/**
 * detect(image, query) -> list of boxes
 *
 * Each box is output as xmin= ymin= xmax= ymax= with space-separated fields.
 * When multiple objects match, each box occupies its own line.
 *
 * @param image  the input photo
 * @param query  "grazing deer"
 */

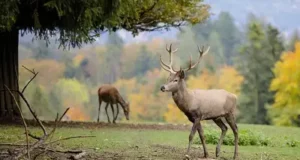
xmin=159 ymin=44 xmax=239 ymax=160
xmin=97 ymin=84 xmax=130 ymax=123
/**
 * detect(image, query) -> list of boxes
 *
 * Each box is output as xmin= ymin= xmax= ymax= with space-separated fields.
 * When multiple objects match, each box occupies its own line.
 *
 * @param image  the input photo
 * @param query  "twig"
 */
xmin=22 ymin=65 xmax=35 ymax=75
xmin=59 ymin=108 xmax=70 ymax=121
xmin=33 ymin=150 xmax=47 ymax=160
xmin=18 ymin=91 xmax=47 ymax=136
xmin=21 ymin=72 xmax=38 ymax=94
xmin=4 ymin=85 xmax=30 ymax=159
xmin=45 ymin=136 xmax=96 ymax=146
xmin=28 ymin=133 xmax=41 ymax=140
xmin=21 ymin=65 xmax=39 ymax=94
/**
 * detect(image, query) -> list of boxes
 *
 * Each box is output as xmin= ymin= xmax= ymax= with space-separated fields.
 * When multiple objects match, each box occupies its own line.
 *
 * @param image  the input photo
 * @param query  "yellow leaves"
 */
xmin=187 ymin=66 xmax=244 ymax=95
xmin=53 ymin=78 xmax=90 ymax=107
xmin=218 ymin=66 xmax=244 ymax=95
xmin=113 ymin=78 xmax=139 ymax=94
xmin=187 ymin=69 xmax=217 ymax=89
xmin=164 ymin=103 xmax=189 ymax=124
xmin=127 ymin=93 xmax=147 ymax=120
xmin=269 ymin=41 xmax=300 ymax=126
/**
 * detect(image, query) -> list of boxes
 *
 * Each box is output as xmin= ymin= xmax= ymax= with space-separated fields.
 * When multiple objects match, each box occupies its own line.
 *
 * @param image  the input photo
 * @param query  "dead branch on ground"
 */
xmin=0 ymin=66 xmax=94 ymax=160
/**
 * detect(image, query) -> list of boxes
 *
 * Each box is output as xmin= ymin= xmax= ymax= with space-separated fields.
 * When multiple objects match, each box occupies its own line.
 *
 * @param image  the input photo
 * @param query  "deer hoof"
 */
xmin=203 ymin=152 xmax=209 ymax=159
xmin=184 ymin=154 xmax=190 ymax=160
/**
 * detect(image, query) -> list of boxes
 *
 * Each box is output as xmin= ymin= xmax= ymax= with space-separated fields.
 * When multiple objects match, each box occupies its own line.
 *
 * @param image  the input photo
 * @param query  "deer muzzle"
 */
xmin=160 ymin=86 xmax=166 ymax=92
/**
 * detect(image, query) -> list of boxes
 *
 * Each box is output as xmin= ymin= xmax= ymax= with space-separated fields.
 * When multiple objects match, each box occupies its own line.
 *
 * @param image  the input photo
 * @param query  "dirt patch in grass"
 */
xmin=93 ymin=144 xmax=216 ymax=160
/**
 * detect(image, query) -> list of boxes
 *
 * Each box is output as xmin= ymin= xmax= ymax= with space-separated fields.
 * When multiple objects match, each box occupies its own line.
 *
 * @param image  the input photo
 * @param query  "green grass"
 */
xmin=0 ymin=123 xmax=300 ymax=160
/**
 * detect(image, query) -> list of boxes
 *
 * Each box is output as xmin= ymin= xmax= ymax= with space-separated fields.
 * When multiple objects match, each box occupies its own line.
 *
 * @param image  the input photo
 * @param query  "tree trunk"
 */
xmin=0 ymin=29 xmax=20 ymax=121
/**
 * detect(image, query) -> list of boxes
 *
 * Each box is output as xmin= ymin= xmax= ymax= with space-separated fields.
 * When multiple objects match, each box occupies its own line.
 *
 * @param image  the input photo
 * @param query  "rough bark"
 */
xmin=0 ymin=29 xmax=20 ymax=121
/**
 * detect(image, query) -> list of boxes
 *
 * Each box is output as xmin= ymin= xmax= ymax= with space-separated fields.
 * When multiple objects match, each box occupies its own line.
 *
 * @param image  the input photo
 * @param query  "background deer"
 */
xmin=97 ymin=84 xmax=130 ymax=123
xmin=159 ymin=44 xmax=239 ymax=159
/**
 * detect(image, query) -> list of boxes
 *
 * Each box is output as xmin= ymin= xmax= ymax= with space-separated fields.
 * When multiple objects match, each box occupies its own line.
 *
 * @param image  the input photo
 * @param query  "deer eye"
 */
xmin=174 ymin=79 xmax=178 ymax=82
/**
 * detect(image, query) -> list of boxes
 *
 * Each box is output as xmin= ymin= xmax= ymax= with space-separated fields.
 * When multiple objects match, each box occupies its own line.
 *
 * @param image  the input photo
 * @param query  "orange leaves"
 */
xmin=269 ymin=41 xmax=300 ymax=126
xmin=66 ymin=107 xmax=90 ymax=121
xmin=19 ymin=59 xmax=65 ymax=88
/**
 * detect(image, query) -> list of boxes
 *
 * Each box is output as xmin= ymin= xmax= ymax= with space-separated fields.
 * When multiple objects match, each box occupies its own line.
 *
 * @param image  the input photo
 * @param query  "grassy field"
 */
xmin=0 ymin=122 xmax=300 ymax=160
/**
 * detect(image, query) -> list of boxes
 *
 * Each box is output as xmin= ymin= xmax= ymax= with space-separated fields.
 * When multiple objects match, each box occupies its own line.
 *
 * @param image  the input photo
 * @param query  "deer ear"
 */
xmin=179 ymin=70 xmax=185 ymax=79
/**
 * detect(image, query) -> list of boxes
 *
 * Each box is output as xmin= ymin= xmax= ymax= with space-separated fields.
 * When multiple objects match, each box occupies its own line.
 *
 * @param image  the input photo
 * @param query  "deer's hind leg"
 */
xmin=213 ymin=118 xmax=228 ymax=158
xmin=110 ymin=103 xmax=116 ymax=124
xmin=97 ymin=100 xmax=102 ymax=122
xmin=113 ymin=104 xmax=119 ymax=123
xmin=225 ymin=114 xmax=239 ymax=160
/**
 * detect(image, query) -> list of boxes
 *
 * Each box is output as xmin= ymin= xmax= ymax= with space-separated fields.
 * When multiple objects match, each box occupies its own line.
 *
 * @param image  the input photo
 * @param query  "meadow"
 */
xmin=0 ymin=121 xmax=299 ymax=160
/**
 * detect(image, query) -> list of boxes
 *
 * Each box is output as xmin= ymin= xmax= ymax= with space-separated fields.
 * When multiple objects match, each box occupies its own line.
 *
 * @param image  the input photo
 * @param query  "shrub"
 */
xmin=193 ymin=128 xmax=271 ymax=146
xmin=286 ymin=139 xmax=299 ymax=147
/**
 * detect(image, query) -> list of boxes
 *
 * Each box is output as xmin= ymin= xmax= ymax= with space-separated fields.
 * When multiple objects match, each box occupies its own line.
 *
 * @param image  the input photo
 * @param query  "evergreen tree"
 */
xmin=237 ymin=19 xmax=284 ymax=124
xmin=102 ymin=32 xmax=124 ymax=83
xmin=287 ymin=30 xmax=300 ymax=51
xmin=135 ymin=45 xmax=154 ymax=76
xmin=214 ymin=12 xmax=241 ymax=65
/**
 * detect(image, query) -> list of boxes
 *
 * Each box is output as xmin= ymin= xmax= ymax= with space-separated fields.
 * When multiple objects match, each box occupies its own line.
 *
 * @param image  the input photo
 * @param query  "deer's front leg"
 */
xmin=197 ymin=121 xmax=208 ymax=158
xmin=185 ymin=120 xmax=199 ymax=159
xmin=105 ymin=103 xmax=111 ymax=123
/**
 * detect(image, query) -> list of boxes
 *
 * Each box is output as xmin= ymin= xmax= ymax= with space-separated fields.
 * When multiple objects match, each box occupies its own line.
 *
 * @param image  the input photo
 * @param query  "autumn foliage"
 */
xmin=269 ymin=42 xmax=300 ymax=126
xmin=66 ymin=107 xmax=90 ymax=121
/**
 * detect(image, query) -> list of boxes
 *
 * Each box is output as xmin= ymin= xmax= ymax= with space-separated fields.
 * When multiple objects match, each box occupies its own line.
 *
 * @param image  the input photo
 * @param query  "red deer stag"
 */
xmin=97 ymin=84 xmax=130 ymax=123
xmin=159 ymin=44 xmax=239 ymax=160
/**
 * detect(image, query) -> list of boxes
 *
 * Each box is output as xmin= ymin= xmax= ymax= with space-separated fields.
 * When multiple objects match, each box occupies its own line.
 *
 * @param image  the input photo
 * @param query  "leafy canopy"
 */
xmin=0 ymin=0 xmax=210 ymax=48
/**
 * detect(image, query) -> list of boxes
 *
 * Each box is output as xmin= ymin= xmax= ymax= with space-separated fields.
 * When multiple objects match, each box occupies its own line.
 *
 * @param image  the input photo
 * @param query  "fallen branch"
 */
xmin=39 ymin=147 xmax=83 ymax=154
xmin=3 ymin=66 xmax=95 ymax=159
xmin=0 ymin=143 xmax=29 ymax=147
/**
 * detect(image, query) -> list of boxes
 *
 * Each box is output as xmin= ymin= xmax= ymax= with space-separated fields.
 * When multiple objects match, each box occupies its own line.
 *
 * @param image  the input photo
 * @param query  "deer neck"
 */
xmin=117 ymin=94 xmax=126 ymax=108
xmin=171 ymin=81 xmax=192 ymax=113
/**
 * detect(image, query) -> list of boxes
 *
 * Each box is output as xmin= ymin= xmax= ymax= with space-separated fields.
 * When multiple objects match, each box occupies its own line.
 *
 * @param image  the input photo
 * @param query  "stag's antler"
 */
xmin=182 ymin=45 xmax=210 ymax=72
xmin=160 ymin=43 xmax=178 ymax=73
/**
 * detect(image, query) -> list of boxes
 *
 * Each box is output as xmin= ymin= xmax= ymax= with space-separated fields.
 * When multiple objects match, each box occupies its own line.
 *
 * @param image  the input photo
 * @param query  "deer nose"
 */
xmin=160 ymin=86 xmax=165 ymax=92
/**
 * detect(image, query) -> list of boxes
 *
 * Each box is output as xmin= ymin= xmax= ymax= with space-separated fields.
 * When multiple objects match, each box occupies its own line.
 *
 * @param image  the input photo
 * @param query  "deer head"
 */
xmin=160 ymin=44 xmax=210 ymax=93
xmin=123 ymin=101 xmax=130 ymax=120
